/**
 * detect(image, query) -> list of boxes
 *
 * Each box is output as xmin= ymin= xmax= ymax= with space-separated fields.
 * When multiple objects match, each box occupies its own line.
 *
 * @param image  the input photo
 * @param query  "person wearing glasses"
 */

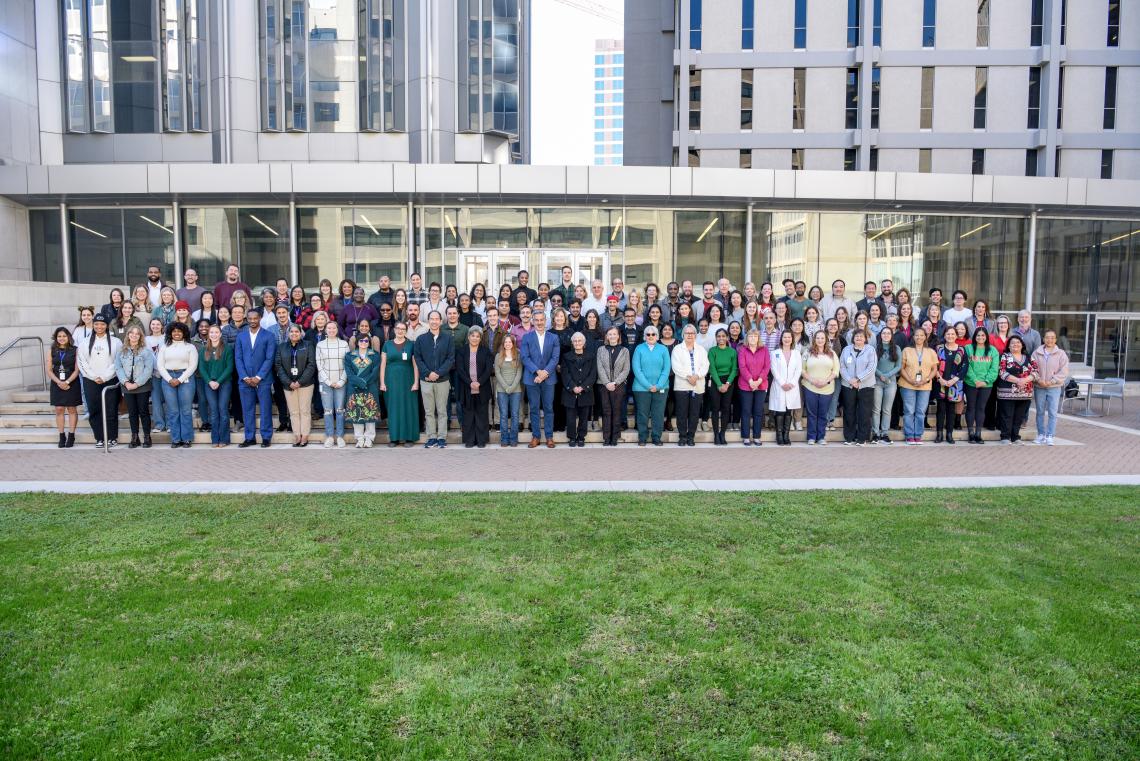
xmin=561 ymin=332 xmax=598 ymax=447
xmin=596 ymin=326 xmax=631 ymax=447
xmin=344 ymin=334 xmax=381 ymax=448
xmin=632 ymin=325 xmax=670 ymax=447
xmin=274 ymin=324 xmax=317 ymax=447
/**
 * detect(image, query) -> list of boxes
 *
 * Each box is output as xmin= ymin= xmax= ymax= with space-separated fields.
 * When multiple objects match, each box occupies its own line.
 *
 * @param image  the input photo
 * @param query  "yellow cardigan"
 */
xmin=898 ymin=346 xmax=937 ymax=391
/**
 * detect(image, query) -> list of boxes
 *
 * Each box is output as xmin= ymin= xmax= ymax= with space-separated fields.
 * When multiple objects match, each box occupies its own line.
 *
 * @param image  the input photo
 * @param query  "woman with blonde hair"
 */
xmin=114 ymin=324 xmax=155 ymax=449
xmin=151 ymin=286 xmax=178 ymax=326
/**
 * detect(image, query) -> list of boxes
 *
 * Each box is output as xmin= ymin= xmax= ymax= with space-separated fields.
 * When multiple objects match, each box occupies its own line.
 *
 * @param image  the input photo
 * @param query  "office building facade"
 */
xmin=0 ymin=0 xmax=1138 ymax=396
xmin=624 ymin=0 xmax=1138 ymax=179
xmin=594 ymin=39 xmax=624 ymax=165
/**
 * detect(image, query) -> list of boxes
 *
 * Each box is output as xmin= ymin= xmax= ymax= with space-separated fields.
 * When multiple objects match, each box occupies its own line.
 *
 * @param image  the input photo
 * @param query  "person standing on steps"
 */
xmin=77 ymin=312 xmax=122 ymax=448
xmin=47 ymin=326 xmax=82 ymax=448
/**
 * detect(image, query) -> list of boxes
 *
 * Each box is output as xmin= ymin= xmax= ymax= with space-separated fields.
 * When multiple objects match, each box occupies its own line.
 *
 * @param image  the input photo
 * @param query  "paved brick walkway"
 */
xmin=0 ymin=416 xmax=1136 ymax=489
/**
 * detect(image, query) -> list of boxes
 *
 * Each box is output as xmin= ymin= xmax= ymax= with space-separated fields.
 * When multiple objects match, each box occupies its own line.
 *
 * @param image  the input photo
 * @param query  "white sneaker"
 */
xmin=364 ymin=437 xmax=374 ymax=448
xmin=323 ymin=438 xmax=334 ymax=449
xmin=1046 ymin=436 xmax=1055 ymax=446
xmin=1034 ymin=435 xmax=1046 ymax=445
xmin=355 ymin=438 xmax=363 ymax=448
xmin=337 ymin=437 xmax=346 ymax=448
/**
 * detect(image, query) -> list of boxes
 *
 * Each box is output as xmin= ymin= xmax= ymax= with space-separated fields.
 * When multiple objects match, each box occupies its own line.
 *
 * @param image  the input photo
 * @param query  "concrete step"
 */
xmin=10 ymin=391 xmax=50 ymax=404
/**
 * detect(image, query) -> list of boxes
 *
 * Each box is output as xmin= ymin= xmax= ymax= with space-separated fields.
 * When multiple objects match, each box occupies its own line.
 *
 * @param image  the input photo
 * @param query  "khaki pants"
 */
xmin=285 ymin=385 xmax=314 ymax=438
xmin=421 ymin=380 xmax=450 ymax=438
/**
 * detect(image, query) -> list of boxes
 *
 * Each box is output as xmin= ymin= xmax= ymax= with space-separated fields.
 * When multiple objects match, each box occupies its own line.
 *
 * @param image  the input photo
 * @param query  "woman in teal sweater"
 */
xmin=344 ymin=335 xmax=382 ymax=447
xmin=632 ymin=326 xmax=671 ymax=446
xmin=964 ymin=326 xmax=1000 ymax=444
xmin=872 ymin=327 xmax=902 ymax=443
xmin=706 ymin=328 xmax=738 ymax=446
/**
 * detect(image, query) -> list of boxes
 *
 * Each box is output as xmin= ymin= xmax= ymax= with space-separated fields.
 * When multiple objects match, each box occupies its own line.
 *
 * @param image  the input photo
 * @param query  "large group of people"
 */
xmin=47 ymin=266 xmax=1071 ymax=450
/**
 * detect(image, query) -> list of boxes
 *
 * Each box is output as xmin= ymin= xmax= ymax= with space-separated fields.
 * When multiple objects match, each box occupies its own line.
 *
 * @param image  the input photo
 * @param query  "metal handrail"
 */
xmin=0 ymin=336 xmax=48 ymax=391
xmin=101 ymin=381 xmax=120 ymax=453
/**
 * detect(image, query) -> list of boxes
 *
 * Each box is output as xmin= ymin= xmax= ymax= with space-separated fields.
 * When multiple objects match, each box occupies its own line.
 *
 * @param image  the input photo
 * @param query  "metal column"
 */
xmin=288 ymin=200 xmax=298 ymax=286
xmin=407 ymin=201 xmax=416 ymax=278
xmin=59 ymin=202 xmax=72 ymax=284
xmin=1025 ymin=211 xmax=1038 ymax=311
xmin=172 ymin=201 xmax=184 ymax=287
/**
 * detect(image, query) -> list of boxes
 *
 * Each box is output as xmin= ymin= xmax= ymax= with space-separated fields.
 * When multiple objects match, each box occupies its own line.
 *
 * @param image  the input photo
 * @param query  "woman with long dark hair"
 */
xmin=47 ymin=326 xmax=82 ymax=447
xmin=871 ymin=326 xmax=901 ymax=443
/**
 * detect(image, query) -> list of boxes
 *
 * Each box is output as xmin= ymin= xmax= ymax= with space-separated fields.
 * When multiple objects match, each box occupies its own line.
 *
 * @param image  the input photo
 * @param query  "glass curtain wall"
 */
xmin=67 ymin=208 xmax=176 ymax=285
xmin=182 ymin=208 xmax=290 ymax=291
xmin=1035 ymin=219 xmax=1138 ymax=312
xmin=30 ymin=210 xmax=65 ymax=283
xmin=457 ymin=0 xmax=524 ymax=161
xmin=63 ymin=0 xmax=207 ymax=133
xmin=262 ymin=0 xmax=404 ymax=132
xmin=297 ymin=206 xmax=407 ymax=287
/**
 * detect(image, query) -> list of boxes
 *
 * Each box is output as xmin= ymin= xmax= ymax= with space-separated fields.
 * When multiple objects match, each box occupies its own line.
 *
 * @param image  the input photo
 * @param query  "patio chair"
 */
xmin=1090 ymin=377 xmax=1125 ymax=415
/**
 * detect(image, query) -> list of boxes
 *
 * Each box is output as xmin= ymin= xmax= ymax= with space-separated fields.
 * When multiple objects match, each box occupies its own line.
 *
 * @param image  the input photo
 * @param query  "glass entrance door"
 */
xmin=541 ymin=251 xmax=611 ymax=296
xmin=457 ymin=250 xmax=524 ymax=294
xmin=1091 ymin=314 xmax=1140 ymax=381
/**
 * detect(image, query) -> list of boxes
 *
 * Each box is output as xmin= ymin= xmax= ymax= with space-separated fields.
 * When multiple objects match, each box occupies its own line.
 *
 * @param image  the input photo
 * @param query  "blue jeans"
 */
xmin=195 ymin=376 xmax=210 ymax=428
xmin=634 ymin=389 xmax=666 ymax=443
xmin=497 ymin=391 xmax=521 ymax=444
xmin=900 ymin=387 xmax=931 ymax=440
xmin=1034 ymin=385 xmax=1062 ymax=437
xmin=873 ymin=380 xmax=897 ymax=436
xmin=150 ymin=379 xmax=166 ymax=430
xmin=320 ymin=383 xmax=347 ymax=438
xmin=827 ymin=382 xmax=841 ymax=422
xmin=162 ymin=371 xmax=196 ymax=443
xmin=203 ymin=380 xmax=232 ymax=445
xmin=526 ymin=381 xmax=556 ymax=440
xmin=804 ymin=388 xmax=830 ymax=442
xmin=738 ymin=388 xmax=767 ymax=439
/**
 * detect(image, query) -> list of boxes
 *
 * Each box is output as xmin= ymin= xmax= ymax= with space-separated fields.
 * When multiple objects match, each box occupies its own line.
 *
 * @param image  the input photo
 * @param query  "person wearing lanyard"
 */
xmin=275 ymin=324 xmax=317 ymax=447
xmin=839 ymin=329 xmax=877 ymax=445
xmin=47 ymin=326 xmax=82 ymax=448
xmin=670 ymin=324 xmax=709 ymax=447
xmin=380 ymin=321 xmax=421 ymax=447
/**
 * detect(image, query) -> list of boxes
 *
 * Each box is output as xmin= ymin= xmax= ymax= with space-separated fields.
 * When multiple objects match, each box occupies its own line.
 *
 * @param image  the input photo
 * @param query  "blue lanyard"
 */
xmin=290 ymin=345 xmax=300 ymax=367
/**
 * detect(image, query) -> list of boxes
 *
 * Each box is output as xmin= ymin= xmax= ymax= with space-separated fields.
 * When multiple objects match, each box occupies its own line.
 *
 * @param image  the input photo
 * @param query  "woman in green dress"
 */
xmin=380 ymin=320 xmax=421 ymax=447
xmin=344 ymin=334 xmax=381 ymax=448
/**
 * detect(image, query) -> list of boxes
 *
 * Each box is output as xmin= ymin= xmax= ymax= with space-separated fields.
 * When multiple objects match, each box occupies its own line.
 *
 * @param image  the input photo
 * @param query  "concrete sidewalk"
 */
xmin=0 ymin=416 xmax=1136 ymax=493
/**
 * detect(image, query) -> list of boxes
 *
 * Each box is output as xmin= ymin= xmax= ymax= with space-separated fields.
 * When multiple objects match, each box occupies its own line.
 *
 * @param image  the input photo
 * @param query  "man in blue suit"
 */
xmin=519 ymin=309 xmax=560 ymax=448
xmin=234 ymin=308 xmax=276 ymax=447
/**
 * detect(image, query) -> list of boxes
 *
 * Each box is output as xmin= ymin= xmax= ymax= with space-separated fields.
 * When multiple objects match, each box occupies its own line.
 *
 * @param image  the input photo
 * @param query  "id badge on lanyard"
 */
xmin=291 ymin=347 xmax=299 ymax=376
xmin=58 ymin=351 xmax=67 ymax=380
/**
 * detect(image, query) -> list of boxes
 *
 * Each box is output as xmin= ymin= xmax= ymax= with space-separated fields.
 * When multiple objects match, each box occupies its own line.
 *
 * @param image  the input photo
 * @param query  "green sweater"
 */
xmin=964 ymin=344 xmax=999 ymax=387
xmin=707 ymin=345 xmax=739 ymax=386
xmin=198 ymin=344 xmax=234 ymax=384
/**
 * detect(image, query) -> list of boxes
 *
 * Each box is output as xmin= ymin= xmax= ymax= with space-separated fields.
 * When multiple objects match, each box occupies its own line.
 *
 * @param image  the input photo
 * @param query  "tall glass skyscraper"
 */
xmin=593 ymin=39 xmax=623 ymax=166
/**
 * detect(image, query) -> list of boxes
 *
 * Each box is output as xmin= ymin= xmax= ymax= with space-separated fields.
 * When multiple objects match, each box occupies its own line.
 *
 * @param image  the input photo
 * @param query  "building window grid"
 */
xmin=1030 ymin=0 xmax=1044 ymax=46
xmin=1057 ymin=67 xmax=1065 ymax=129
xmin=1026 ymin=148 xmax=1039 ymax=177
xmin=688 ymin=67 xmax=701 ymax=130
xmin=844 ymin=148 xmax=857 ymax=171
xmin=1061 ymin=0 xmax=1068 ymax=44
xmin=740 ymin=69 xmax=753 ymax=129
xmin=1103 ymin=67 xmax=1117 ymax=130
xmin=740 ymin=149 xmax=752 ymax=169
xmin=847 ymin=0 xmax=859 ymax=48
xmin=976 ymin=0 xmax=989 ymax=47
xmin=792 ymin=67 xmax=806 ymax=130
xmin=845 ymin=68 xmax=859 ymax=129
xmin=1027 ymin=66 xmax=1042 ymax=129
xmin=791 ymin=148 xmax=804 ymax=170
xmin=869 ymin=147 xmax=878 ymax=171
xmin=1107 ymin=0 xmax=1120 ymax=47
xmin=920 ymin=67 xmax=934 ymax=130
xmin=922 ymin=0 xmax=936 ymax=48
xmin=972 ymin=148 xmax=985 ymax=175
xmin=690 ymin=0 xmax=702 ymax=50
xmin=794 ymin=0 xmax=807 ymax=50
xmin=974 ymin=67 xmax=987 ymax=130
xmin=741 ymin=0 xmax=754 ymax=49
xmin=871 ymin=66 xmax=880 ymax=129
xmin=919 ymin=149 xmax=932 ymax=173
xmin=1101 ymin=149 xmax=1114 ymax=179
xmin=872 ymin=0 xmax=882 ymax=46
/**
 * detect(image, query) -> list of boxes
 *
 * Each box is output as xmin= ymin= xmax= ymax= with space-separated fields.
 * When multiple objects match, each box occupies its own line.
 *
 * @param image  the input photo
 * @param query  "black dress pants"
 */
xmin=565 ymin=405 xmax=592 ymax=443
xmin=708 ymin=384 xmax=733 ymax=434
xmin=83 ymin=378 xmax=120 ymax=441
xmin=124 ymin=390 xmax=152 ymax=437
xmin=600 ymin=384 xmax=625 ymax=442
xmin=841 ymin=385 xmax=873 ymax=443
xmin=998 ymin=398 xmax=1030 ymax=442
xmin=674 ymin=390 xmax=701 ymax=441
xmin=461 ymin=392 xmax=489 ymax=446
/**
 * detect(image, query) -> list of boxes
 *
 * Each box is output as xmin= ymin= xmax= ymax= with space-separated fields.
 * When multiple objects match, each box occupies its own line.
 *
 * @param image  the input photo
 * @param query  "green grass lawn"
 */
xmin=1 ymin=488 xmax=1137 ymax=760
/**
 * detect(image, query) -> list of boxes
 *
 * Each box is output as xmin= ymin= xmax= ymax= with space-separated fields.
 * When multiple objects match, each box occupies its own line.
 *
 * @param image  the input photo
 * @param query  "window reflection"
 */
xmin=298 ymin=207 xmax=407 ymax=287
xmin=183 ymin=208 xmax=290 ymax=290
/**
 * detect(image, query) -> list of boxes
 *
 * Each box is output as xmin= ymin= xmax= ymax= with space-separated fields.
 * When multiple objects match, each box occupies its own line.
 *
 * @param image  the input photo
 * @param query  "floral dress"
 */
xmin=343 ymin=349 xmax=381 ymax=423
xmin=935 ymin=344 xmax=967 ymax=402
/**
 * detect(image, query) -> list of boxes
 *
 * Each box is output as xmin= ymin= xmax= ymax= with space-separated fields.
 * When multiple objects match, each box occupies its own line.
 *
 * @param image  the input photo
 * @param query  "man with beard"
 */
xmin=175 ymin=268 xmax=206 ymax=313
xmin=784 ymin=281 xmax=811 ymax=320
xmin=144 ymin=265 xmax=166 ymax=309
xmin=212 ymin=264 xmax=253 ymax=310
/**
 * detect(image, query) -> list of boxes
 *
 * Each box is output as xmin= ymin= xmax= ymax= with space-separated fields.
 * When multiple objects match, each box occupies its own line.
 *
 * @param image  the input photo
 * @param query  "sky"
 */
xmin=530 ymin=0 xmax=623 ymax=165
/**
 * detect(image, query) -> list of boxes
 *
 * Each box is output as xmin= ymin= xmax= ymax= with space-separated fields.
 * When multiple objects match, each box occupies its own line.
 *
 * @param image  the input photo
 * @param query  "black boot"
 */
xmin=946 ymin=429 xmax=955 ymax=444
xmin=129 ymin=436 xmax=141 ymax=449
xmin=781 ymin=414 xmax=793 ymax=445
xmin=58 ymin=432 xmax=67 ymax=448
xmin=65 ymin=432 xmax=75 ymax=448
xmin=142 ymin=434 xmax=152 ymax=448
